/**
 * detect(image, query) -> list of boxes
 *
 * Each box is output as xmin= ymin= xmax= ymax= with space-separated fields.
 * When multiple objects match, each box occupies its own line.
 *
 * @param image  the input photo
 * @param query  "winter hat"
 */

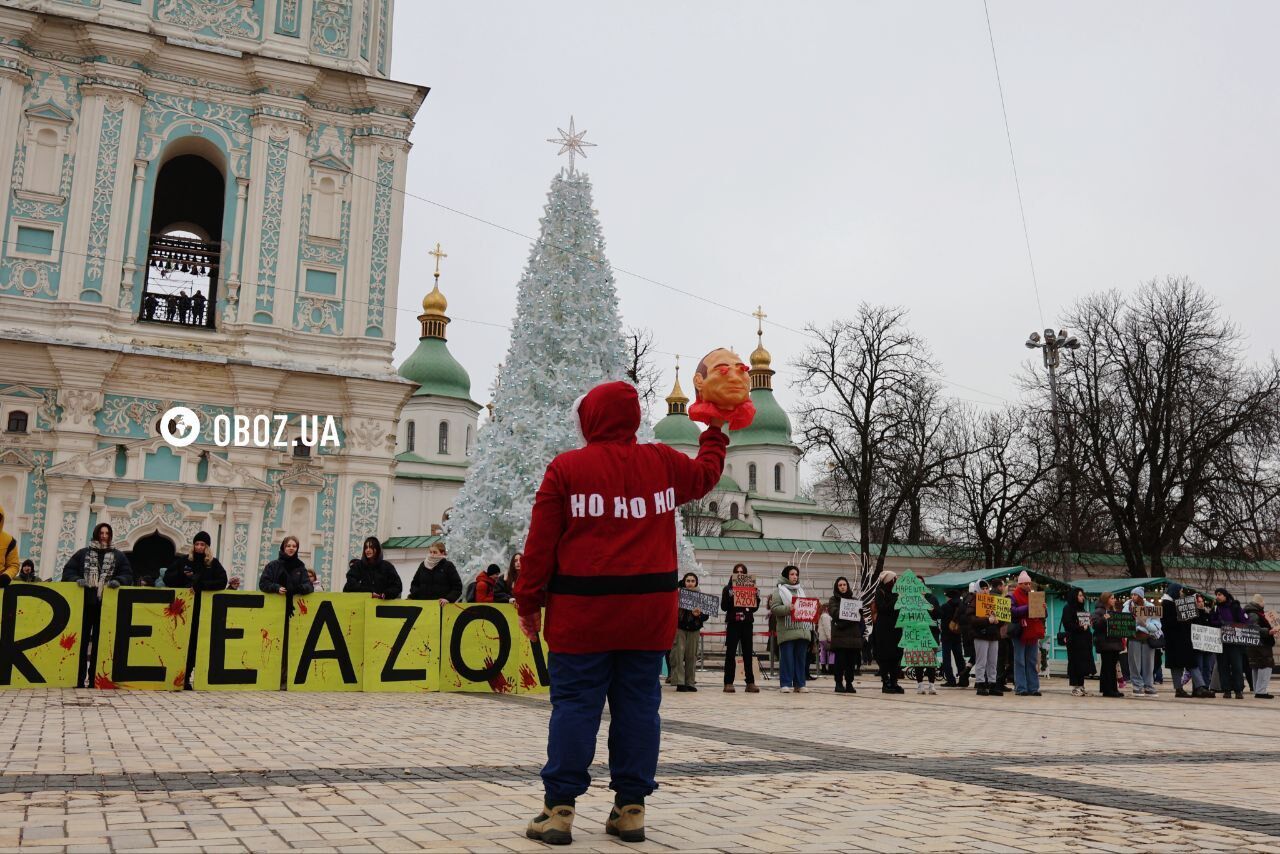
xmin=1252 ymin=594 xmax=1265 ymax=607
xmin=194 ymin=531 xmax=212 ymax=546
xmin=1166 ymin=582 xmax=1183 ymax=598
xmin=484 ymin=564 xmax=501 ymax=577
xmin=1215 ymin=587 xmax=1231 ymax=599
xmin=1017 ymin=570 xmax=1032 ymax=584
xmin=1131 ymin=586 xmax=1145 ymax=598
xmin=878 ymin=569 xmax=897 ymax=585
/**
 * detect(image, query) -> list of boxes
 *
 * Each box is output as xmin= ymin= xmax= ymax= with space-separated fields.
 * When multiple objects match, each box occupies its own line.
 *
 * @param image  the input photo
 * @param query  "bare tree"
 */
xmin=679 ymin=496 xmax=728 ymax=537
xmin=1049 ymin=277 xmax=1280 ymax=577
xmin=624 ymin=327 xmax=662 ymax=415
xmin=793 ymin=305 xmax=975 ymax=592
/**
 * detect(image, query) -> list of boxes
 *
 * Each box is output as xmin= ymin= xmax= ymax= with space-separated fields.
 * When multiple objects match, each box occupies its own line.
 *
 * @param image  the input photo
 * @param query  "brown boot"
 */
xmin=723 ymin=684 xmax=736 ymax=693
xmin=745 ymin=683 xmax=760 ymax=693
xmin=605 ymin=804 xmax=645 ymax=843
xmin=527 ymin=804 xmax=575 ymax=845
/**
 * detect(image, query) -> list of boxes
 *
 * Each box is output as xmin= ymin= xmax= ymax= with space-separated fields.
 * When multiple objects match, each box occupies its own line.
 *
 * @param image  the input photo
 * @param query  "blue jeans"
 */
xmin=542 ymin=650 xmax=665 ymax=803
xmin=1012 ymin=642 xmax=1039 ymax=693
xmin=778 ymin=639 xmax=808 ymax=689
xmin=1196 ymin=651 xmax=1216 ymax=688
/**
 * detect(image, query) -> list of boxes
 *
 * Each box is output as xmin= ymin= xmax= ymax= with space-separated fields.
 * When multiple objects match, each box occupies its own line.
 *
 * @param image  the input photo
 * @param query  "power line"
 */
xmin=982 ymin=0 xmax=1045 ymax=327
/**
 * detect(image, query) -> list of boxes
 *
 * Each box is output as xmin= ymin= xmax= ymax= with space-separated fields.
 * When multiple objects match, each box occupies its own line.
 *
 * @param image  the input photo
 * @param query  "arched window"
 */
xmin=405 ymin=420 xmax=415 ymax=452
xmin=465 ymin=425 xmax=473 ymax=457
xmin=438 ymin=421 xmax=449 ymax=455
xmin=747 ymin=463 xmax=757 ymax=492
xmin=4 ymin=411 xmax=29 ymax=433
xmin=730 ymin=503 xmax=739 ymax=520
xmin=774 ymin=463 xmax=784 ymax=493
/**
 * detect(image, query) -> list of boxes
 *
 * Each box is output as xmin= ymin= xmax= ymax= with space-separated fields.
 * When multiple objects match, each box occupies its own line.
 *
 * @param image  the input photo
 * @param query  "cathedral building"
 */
xmin=0 ymin=1 xmax=422 ymax=587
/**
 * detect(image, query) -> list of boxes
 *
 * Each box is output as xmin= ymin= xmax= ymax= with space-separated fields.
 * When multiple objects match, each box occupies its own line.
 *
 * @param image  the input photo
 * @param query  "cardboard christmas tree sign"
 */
xmin=893 ymin=571 xmax=938 ymax=667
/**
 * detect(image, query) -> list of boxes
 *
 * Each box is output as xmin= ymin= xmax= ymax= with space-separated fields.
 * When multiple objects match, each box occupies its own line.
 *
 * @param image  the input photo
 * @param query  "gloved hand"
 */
xmin=78 ymin=578 xmax=91 ymax=588
xmin=0 ymin=574 xmax=10 ymax=587
xmin=107 ymin=579 xmax=121 ymax=589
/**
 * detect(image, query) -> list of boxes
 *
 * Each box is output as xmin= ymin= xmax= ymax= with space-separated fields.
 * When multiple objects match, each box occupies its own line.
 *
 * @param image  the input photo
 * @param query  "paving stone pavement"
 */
xmin=1 ymin=673 xmax=1278 ymax=852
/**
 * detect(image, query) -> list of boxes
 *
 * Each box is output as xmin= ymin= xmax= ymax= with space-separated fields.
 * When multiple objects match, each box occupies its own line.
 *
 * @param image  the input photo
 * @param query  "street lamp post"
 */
xmin=1026 ymin=328 xmax=1082 ymax=557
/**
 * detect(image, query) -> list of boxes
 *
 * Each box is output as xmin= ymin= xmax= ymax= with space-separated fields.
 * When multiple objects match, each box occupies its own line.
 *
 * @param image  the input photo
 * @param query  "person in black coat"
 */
xmin=1061 ymin=587 xmax=1094 ymax=696
xmin=61 ymin=522 xmax=133 ymax=687
xmin=343 ymin=536 xmax=401 ymax=599
xmin=870 ymin=570 xmax=903 ymax=694
xmin=408 ymin=541 xmax=462 ymax=604
xmin=1160 ymin=582 xmax=1200 ymax=697
xmin=164 ymin=531 xmax=228 ymax=591
xmin=827 ymin=576 xmax=863 ymax=694
xmin=938 ymin=588 xmax=968 ymax=687
xmin=720 ymin=563 xmax=761 ymax=692
xmin=258 ymin=535 xmax=314 ymax=596
xmin=1091 ymin=591 xmax=1125 ymax=698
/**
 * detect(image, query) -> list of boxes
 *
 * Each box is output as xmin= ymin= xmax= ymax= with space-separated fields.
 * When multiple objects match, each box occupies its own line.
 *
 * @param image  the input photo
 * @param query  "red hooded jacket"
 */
xmin=515 ymin=381 xmax=728 ymax=654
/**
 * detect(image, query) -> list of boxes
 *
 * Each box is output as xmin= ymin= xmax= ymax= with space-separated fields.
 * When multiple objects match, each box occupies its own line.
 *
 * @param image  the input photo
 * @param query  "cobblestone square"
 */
xmin=3 ymin=674 xmax=1277 ymax=852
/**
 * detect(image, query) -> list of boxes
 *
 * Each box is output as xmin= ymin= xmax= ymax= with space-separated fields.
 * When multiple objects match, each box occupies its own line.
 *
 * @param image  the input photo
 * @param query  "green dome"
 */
xmin=654 ymin=411 xmax=701 ymax=446
xmin=397 ymin=337 xmax=474 ymax=402
xmin=729 ymin=388 xmax=793 ymax=446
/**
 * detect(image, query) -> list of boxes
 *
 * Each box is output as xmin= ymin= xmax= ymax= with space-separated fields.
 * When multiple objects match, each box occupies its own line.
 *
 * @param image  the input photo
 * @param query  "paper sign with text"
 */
xmin=678 ymin=588 xmax=721 ymax=616
xmin=731 ymin=586 xmax=758 ymax=609
xmin=1191 ymin=624 xmax=1222 ymax=653
xmin=838 ymin=599 xmax=864 ymax=622
xmin=1175 ymin=598 xmax=1199 ymax=622
xmin=1028 ymin=591 xmax=1046 ymax=619
xmin=791 ymin=597 xmax=821 ymax=623
xmin=976 ymin=594 xmax=1011 ymax=622
xmin=1221 ymin=625 xmax=1261 ymax=647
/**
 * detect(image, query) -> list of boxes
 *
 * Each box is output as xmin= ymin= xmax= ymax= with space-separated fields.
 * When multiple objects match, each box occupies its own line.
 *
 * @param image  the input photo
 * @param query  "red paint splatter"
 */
xmin=94 ymin=673 xmax=117 ymax=690
xmin=297 ymin=599 xmax=308 ymax=615
xmin=519 ymin=664 xmax=538 ymax=691
xmin=163 ymin=597 xmax=188 ymax=623
xmin=485 ymin=657 xmax=512 ymax=694
xmin=172 ymin=669 xmax=186 ymax=689
xmin=59 ymin=633 xmax=77 ymax=651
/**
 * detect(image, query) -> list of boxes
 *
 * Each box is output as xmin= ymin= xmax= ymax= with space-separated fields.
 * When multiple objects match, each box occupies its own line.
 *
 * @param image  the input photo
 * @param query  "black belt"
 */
xmin=548 ymin=570 xmax=678 ymax=597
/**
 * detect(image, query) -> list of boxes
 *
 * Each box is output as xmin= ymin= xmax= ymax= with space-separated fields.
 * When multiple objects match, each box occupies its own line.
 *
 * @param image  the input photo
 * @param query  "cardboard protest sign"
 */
xmin=440 ymin=603 xmax=548 ymax=694
xmin=1077 ymin=612 xmax=1092 ymax=630
xmin=362 ymin=599 xmax=441 ymax=692
xmin=1106 ymin=612 xmax=1135 ymax=639
xmin=838 ymin=598 xmax=863 ymax=622
xmin=678 ymin=588 xmax=721 ymax=616
xmin=903 ymin=649 xmax=937 ymax=667
xmin=731 ymin=585 xmax=758 ymax=608
xmin=93 ymin=586 xmax=195 ymax=690
xmin=1028 ymin=590 xmax=1046 ymax=619
xmin=1221 ymin=625 xmax=1262 ymax=646
xmin=1191 ymin=624 xmax=1222 ymax=653
xmin=1131 ymin=605 xmax=1157 ymax=623
xmin=1268 ymin=611 xmax=1280 ymax=639
xmin=0 ymin=582 xmax=84 ymax=689
xmin=791 ymin=597 xmax=821 ymax=623
xmin=1175 ymin=597 xmax=1199 ymax=622
xmin=976 ymin=593 xmax=1011 ymax=622
xmin=192 ymin=591 xmax=285 ymax=691
xmin=287 ymin=593 xmax=365 ymax=691
xmin=893 ymin=571 xmax=938 ymax=665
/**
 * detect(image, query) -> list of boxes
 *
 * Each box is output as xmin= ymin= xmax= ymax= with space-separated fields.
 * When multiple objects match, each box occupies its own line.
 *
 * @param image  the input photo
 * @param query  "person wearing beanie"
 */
xmin=962 ymin=579 xmax=1002 ymax=696
xmin=672 ymin=573 xmax=709 ymax=692
xmin=772 ymin=566 xmax=813 ymax=693
xmin=1009 ymin=572 xmax=1045 ymax=696
xmin=1122 ymin=587 xmax=1160 ymax=697
xmin=343 ymin=536 xmax=402 ymax=600
xmin=1209 ymin=588 xmax=1248 ymax=699
xmin=61 ymin=522 xmax=133 ymax=688
xmin=164 ymin=531 xmax=229 ymax=591
xmin=474 ymin=563 xmax=512 ymax=603
xmin=514 ymin=381 xmax=728 ymax=845
xmin=1243 ymin=594 xmax=1274 ymax=699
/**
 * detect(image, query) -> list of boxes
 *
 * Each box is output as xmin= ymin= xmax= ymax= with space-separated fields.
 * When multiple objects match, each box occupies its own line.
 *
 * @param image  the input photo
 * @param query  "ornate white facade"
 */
xmin=0 ymin=1 xmax=423 ymax=587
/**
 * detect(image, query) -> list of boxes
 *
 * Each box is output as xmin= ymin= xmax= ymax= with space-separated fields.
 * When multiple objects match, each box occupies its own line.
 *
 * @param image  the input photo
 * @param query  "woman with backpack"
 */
xmin=1060 ymin=587 xmax=1093 ymax=697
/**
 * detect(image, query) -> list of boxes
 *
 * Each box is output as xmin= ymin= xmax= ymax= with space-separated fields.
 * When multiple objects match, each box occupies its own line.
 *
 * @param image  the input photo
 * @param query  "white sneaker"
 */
xmin=779 ymin=687 xmax=793 ymax=694
xmin=926 ymin=683 xmax=937 ymax=695
xmin=796 ymin=686 xmax=810 ymax=693
xmin=915 ymin=682 xmax=925 ymax=694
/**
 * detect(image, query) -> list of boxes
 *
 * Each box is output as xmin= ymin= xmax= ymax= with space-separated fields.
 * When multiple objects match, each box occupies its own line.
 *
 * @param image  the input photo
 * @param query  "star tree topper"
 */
xmin=546 ymin=116 xmax=597 ymax=173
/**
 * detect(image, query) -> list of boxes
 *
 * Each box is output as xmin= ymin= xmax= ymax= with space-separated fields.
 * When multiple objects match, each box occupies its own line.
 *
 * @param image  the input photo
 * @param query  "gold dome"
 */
xmin=666 ymin=372 xmax=689 ymax=407
xmin=750 ymin=339 xmax=772 ymax=370
xmin=422 ymin=281 xmax=448 ymax=315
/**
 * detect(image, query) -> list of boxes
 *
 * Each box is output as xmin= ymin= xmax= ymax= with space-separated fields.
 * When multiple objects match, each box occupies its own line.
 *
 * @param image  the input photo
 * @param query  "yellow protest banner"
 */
xmin=287 ymin=593 xmax=365 ymax=691
xmin=94 ymin=586 xmax=195 ymax=690
xmin=0 ymin=582 xmax=85 ymax=689
xmin=192 ymin=591 xmax=286 ymax=691
xmin=362 ymin=598 xmax=441 ymax=692
xmin=440 ymin=603 xmax=549 ymax=694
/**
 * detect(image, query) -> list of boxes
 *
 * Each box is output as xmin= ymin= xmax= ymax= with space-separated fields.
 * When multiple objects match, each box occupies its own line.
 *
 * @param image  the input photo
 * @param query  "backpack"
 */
xmin=463 ymin=579 xmax=478 ymax=603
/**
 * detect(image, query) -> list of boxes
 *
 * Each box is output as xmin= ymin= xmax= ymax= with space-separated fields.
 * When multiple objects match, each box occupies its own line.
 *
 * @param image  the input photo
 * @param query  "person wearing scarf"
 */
xmin=258 ymin=535 xmax=314 ymax=597
xmin=1061 ymin=587 xmax=1093 ymax=696
xmin=343 ymin=536 xmax=402 ymax=599
xmin=771 ymin=566 xmax=811 ymax=693
xmin=871 ymin=569 xmax=904 ymax=694
xmin=61 ymin=522 xmax=133 ymax=687
xmin=408 ymin=541 xmax=462 ymax=604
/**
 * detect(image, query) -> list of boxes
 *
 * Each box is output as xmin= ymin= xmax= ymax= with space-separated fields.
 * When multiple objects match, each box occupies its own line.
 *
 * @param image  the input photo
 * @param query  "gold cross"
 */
xmin=429 ymin=242 xmax=448 ymax=277
xmin=752 ymin=305 xmax=767 ymax=335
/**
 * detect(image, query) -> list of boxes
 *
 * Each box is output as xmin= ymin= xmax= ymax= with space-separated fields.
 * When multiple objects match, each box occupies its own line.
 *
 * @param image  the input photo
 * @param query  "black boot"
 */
xmin=975 ymin=682 xmax=989 ymax=696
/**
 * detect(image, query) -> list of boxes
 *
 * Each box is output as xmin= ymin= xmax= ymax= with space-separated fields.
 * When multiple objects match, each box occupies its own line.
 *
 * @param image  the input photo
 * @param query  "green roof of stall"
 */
xmin=382 ymin=535 xmax=443 ymax=549
xmin=924 ymin=566 xmax=1072 ymax=593
xmin=1069 ymin=577 xmax=1181 ymax=596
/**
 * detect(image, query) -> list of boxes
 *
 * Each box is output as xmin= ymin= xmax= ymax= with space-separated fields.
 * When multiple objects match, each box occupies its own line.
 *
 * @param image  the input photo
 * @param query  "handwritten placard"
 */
xmin=976 ymin=594 xmax=1011 ymax=622
xmin=838 ymin=598 xmax=864 ymax=622
xmin=1175 ymin=597 xmax=1199 ymax=622
xmin=1077 ymin=612 xmax=1091 ymax=630
xmin=678 ymin=588 xmax=721 ymax=617
xmin=1221 ymin=625 xmax=1261 ymax=647
xmin=1106 ymin=612 xmax=1135 ymax=639
xmin=903 ymin=648 xmax=937 ymax=667
xmin=1191 ymin=624 xmax=1222 ymax=653
xmin=1028 ymin=590 xmax=1046 ymax=619
xmin=731 ymin=586 xmax=758 ymax=609
xmin=791 ymin=597 xmax=821 ymax=623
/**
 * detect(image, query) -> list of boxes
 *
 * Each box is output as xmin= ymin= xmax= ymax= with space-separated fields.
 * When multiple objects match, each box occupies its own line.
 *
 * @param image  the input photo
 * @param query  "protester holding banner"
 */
xmin=17 ymin=559 xmax=39 ymax=582
xmin=1210 ymin=588 xmax=1248 ymax=700
xmin=505 ymin=552 xmax=522 ymax=605
xmin=343 ymin=536 xmax=401 ymax=600
xmin=1009 ymin=571 xmax=1044 ymax=697
xmin=61 ymin=522 xmax=133 ymax=687
xmin=1089 ymin=592 xmax=1124 ymax=698
xmin=408 ymin=541 xmax=462 ymax=605
xmin=720 ymin=563 xmax=760 ymax=693
xmin=1160 ymin=583 xmax=1201 ymax=698
xmin=164 ymin=532 xmax=228 ymax=592
xmin=258 ymin=536 xmax=314 ymax=598
xmin=1060 ymin=587 xmax=1092 ymax=697
xmin=827 ymin=577 xmax=861 ymax=694
xmin=870 ymin=570 xmax=904 ymax=694
xmin=514 ymin=380 xmax=728 ymax=845
xmin=670 ymin=573 xmax=708 ymax=692
xmin=772 ymin=565 xmax=814 ymax=694
xmin=1121 ymin=587 xmax=1161 ymax=698
xmin=963 ymin=580 xmax=1002 ymax=696
xmin=1244 ymin=595 xmax=1274 ymax=699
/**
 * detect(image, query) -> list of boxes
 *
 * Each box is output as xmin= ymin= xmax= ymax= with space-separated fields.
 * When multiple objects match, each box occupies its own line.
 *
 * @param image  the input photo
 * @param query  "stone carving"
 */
xmin=345 ymin=418 xmax=391 ymax=452
xmin=82 ymin=105 xmax=124 ymax=296
xmin=311 ymin=0 xmax=353 ymax=57
xmin=365 ymin=155 xmax=394 ymax=336
xmin=57 ymin=388 xmax=103 ymax=427
xmin=155 ymin=0 xmax=264 ymax=40
xmin=345 ymin=480 xmax=380 ymax=561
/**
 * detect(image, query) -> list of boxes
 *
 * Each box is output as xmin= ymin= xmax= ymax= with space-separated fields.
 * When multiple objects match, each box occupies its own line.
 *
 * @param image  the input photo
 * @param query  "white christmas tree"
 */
xmin=447 ymin=161 xmax=702 ymax=575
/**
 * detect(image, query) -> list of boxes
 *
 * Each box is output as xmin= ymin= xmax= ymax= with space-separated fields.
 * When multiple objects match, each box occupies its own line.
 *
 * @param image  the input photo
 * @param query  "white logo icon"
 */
xmin=159 ymin=406 xmax=201 ymax=447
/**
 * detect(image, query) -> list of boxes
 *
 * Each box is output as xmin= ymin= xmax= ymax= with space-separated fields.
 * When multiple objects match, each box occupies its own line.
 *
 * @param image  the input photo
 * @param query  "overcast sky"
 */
xmin=388 ymin=1 xmax=1279 ymax=431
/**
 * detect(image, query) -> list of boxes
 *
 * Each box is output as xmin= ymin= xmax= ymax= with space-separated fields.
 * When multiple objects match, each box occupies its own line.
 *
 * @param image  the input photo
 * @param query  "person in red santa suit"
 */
xmin=517 ymin=380 xmax=728 ymax=845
